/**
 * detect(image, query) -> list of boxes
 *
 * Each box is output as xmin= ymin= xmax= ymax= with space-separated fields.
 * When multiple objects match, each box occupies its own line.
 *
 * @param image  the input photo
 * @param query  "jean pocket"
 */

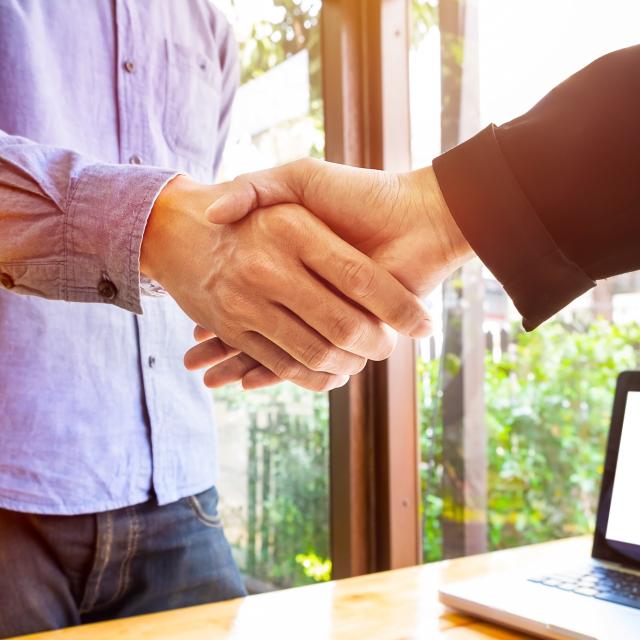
xmin=188 ymin=493 xmax=223 ymax=528
xmin=163 ymin=39 xmax=221 ymax=165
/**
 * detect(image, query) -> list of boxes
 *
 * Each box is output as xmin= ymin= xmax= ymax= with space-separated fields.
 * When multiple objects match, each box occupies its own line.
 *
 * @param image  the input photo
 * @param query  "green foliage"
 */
xmin=412 ymin=0 xmax=438 ymax=47
xmin=421 ymin=320 xmax=640 ymax=562
xmin=215 ymin=382 xmax=330 ymax=588
xmin=231 ymin=0 xmax=324 ymax=158
xmin=231 ymin=0 xmax=321 ymax=83
xmin=296 ymin=552 xmax=332 ymax=582
xmin=418 ymin=353 xmax=445 ymax=562
xmin=486 ymin=320 xmax=640 ymax=549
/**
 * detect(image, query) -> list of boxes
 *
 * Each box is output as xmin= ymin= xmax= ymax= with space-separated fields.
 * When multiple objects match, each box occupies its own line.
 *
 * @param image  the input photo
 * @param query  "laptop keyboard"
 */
xmin=529 ymin=565 xmax=640 ymax=610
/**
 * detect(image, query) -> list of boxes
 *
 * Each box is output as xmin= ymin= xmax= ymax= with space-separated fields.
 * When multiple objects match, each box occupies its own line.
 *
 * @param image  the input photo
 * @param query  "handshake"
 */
xmin=140 ymin=159 xmax=473 ymax=392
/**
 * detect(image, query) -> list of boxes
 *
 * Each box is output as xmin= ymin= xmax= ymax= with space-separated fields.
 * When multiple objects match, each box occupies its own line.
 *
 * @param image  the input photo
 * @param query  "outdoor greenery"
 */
xmin=215 ymin=317 xmax=640 ymax=586
xmin=230 ymin=0 xmax=324 ymax=157
xmin=214 ymin=382 xmax=331 ymax=588
xmin=420 ymin=320 xmax=640 ymax=562
xmin=230 ymin=0 xmax=438 ymax=159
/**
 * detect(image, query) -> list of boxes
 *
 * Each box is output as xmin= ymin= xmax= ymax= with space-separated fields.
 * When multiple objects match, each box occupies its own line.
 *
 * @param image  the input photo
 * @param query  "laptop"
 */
xmin=439 ymin=371 xmax=640 ymax=640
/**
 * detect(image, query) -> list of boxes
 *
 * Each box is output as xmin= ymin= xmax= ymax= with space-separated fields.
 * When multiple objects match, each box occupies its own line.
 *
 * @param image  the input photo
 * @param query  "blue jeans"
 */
xmin=0 ymin=487 xmax=246 ymax=638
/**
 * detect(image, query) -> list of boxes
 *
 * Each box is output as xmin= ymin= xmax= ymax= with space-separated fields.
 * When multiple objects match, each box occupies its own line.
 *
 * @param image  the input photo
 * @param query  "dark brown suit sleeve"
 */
xmin=433 ymin=45 xmax=640 ymax=330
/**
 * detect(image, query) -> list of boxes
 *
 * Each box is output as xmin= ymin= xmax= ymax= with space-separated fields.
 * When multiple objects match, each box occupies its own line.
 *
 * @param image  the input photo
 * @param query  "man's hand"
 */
xmin=141 ymin=175 xmax=431 ymax=392
xmin=185 ymin=159 xmax=474 ymax=390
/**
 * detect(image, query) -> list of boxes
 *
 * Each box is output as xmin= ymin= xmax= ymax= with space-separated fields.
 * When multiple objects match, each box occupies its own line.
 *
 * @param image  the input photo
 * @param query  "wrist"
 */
xmin=141 ymin=174 xmax=204 ymax=286
xmin=406 ymin=166 xmax=473 ymax=273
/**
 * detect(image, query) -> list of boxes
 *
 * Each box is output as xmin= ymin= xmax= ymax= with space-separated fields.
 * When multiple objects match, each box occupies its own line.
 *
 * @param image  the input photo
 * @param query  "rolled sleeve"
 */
xmin=0 ymin=130 xmax=177 ymax=314
xmin=64 ymin=164 xmax=176 ymax=313
xmin=433 ymin=125 xmax=595 ymax=330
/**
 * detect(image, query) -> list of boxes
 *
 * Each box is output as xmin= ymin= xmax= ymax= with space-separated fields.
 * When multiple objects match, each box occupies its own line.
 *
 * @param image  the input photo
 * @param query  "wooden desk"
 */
xmin=19 ymin=536 xmax=590 ymax=640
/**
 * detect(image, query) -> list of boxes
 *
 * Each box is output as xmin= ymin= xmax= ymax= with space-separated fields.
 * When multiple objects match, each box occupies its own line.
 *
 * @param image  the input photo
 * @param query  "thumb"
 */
xmin=204 ymin=184 xmax=258 ymax=224
xmin=204 ymin=160 xmax=314 ymax=224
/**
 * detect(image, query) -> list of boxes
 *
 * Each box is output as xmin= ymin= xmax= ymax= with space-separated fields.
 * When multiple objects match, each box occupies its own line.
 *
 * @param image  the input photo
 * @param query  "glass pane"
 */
xmin=214 ymin=0 xmax=330 ymax=591
xmin=410 ymin=0 xmax=640 ymax=561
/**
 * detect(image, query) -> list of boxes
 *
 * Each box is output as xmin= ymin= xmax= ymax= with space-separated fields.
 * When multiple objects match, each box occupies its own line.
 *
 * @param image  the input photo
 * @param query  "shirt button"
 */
xmin=97 ymin=278 xmax=118 ymax=300
xmin=148 ymin=356 xmax=156 ymax=368
xmin=0 ymin=273 xmax=15 ymax=289
xmin=123 ymin=60 xmax=136 ymax=73
xmin=129 ymin=154 xmax=142 ymax=165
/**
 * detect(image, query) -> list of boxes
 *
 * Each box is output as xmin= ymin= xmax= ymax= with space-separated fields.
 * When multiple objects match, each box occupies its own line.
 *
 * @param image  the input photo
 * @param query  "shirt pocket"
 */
xmin=163 ymin=40 xmax=221 ymax=167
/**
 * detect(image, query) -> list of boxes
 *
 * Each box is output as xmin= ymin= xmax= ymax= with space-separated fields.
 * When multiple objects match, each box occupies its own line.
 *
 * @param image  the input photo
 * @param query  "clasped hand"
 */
xmin=141 ymin=159 xmax=471 ymax=392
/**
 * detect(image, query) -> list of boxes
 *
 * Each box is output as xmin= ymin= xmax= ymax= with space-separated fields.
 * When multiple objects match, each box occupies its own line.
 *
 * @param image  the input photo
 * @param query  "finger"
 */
xmin=205 ymin=162 xmax=313 ymax=224
xmin=204 ymin=190 xmax=252 ymax=224
xmin=184 ymin=337 xmax=240 ymax=371
xmin=219 ymin=331 xmax=349 ymax=392
xmin=204 ymin=353 xmax=265 ymax=388
xmin=271 ymin=266 xmax=397 ymax=362
xmin=248 ymin=302 xmax=367 ymax=376
xmin=194 ymin=325 xmax=216 ymax=342
xmin=242 ymin=366 xmax=283 ymax=390
xmin=301 ymin=221 xmax=432 ymax=339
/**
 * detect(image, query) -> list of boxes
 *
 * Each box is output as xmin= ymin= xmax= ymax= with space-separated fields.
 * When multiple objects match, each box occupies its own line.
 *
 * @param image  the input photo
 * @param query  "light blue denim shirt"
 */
xmin=0 ymin=0 xmax=239 ymax=514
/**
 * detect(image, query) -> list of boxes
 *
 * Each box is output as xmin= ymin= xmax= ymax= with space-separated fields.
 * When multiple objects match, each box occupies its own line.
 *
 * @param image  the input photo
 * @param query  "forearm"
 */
xmin=0 ymin=130 xmax=175 ymax=311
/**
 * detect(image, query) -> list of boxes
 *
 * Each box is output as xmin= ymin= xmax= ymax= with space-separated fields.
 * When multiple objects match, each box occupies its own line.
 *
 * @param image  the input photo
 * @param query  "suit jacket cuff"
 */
xmin=433 ymin=124 xmax=595 ymax=330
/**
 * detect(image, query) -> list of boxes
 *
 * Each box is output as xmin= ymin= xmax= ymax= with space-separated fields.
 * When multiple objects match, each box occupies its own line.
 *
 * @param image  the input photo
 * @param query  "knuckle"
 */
xmin=213 ymin=281 xmax=238 ymax=311
xmin=330 ymin=314 xmax=365 ymax=350
xmin=241 ymin=252 xmax=276 ymax=284
xmin=373 ymin=329 xmax=398 ymax=361
xmin=232 ymin=174 xmax=248 ymax=188
xmin=270 ymin=355 xmax=301 ymax=381
xmin=215 ymin=328 xmax=243 ymax=353
xmin=213 ymin=287 xmax=253 ymax=329
xmin=300 ymin=342 xmax=335 ymax=372
xmin=318 ymin=374 xmax=349 ymax=392
xmin=297 ymin=157 xmax=317 ymax=171
xmin=308 ymin=372 xmax=338 ymax=392
xmin=265 ymin=207 xmax=301 ymax=236
xmin=385 ymin=300 xmax=416 ymax=330
xmin=297 ymin=157 xmax=320 ymax=177
xmin=341 ymin=259 xmax=377 ymax=299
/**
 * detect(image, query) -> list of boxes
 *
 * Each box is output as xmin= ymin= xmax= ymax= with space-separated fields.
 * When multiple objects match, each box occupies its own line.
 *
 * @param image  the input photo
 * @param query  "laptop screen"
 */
xmin=593 ymin=373 xmax=640 ymax=567
xmin=605 ymin=391 xmax=640 ymax=547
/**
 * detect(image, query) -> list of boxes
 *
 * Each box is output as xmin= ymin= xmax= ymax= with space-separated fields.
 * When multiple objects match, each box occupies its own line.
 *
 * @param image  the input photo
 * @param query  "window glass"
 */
xmin=410 ymin=0 xmax=640 ymax=560
xmin=214 ymin=0 xmax=330 ymax=591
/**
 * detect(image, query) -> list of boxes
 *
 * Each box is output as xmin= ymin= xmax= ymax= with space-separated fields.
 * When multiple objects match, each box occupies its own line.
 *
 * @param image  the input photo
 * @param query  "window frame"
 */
xmin=321 ymin=0 xmax=421 ymax=578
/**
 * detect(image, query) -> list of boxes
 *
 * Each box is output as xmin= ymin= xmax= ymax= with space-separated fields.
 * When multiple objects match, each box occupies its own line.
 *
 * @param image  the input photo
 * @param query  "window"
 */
xmin=410 ymin=0 xmax=640 ymax=561
xmin=214 ymin=0 xmax=330 ymax=591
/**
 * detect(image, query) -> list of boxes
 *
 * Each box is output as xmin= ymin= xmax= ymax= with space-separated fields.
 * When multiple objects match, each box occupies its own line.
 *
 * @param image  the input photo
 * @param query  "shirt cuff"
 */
xmin=64 ymin=164 xmax=178 ymax=314
xmin=432 ymin=124 xmax=595 ymax=330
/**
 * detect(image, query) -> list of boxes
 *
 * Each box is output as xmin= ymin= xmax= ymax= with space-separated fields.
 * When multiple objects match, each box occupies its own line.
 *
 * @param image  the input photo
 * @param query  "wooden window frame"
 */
xmin=321 ymin=0 xmax=421 ymax=578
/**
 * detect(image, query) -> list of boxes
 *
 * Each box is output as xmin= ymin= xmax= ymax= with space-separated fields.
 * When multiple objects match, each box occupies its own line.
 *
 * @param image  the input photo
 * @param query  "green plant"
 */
xmin=486 ymin=320 xmax=640 ymax=549
xmin=296 ymin=552 xmax=332 ymax=582
xmin=215 ymin=382 xmax=331 ymax=588
xmin=231 ymin=0 xmax=324 ymax=158
xmin=421 ymin=320 xmax=640 ymax=561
